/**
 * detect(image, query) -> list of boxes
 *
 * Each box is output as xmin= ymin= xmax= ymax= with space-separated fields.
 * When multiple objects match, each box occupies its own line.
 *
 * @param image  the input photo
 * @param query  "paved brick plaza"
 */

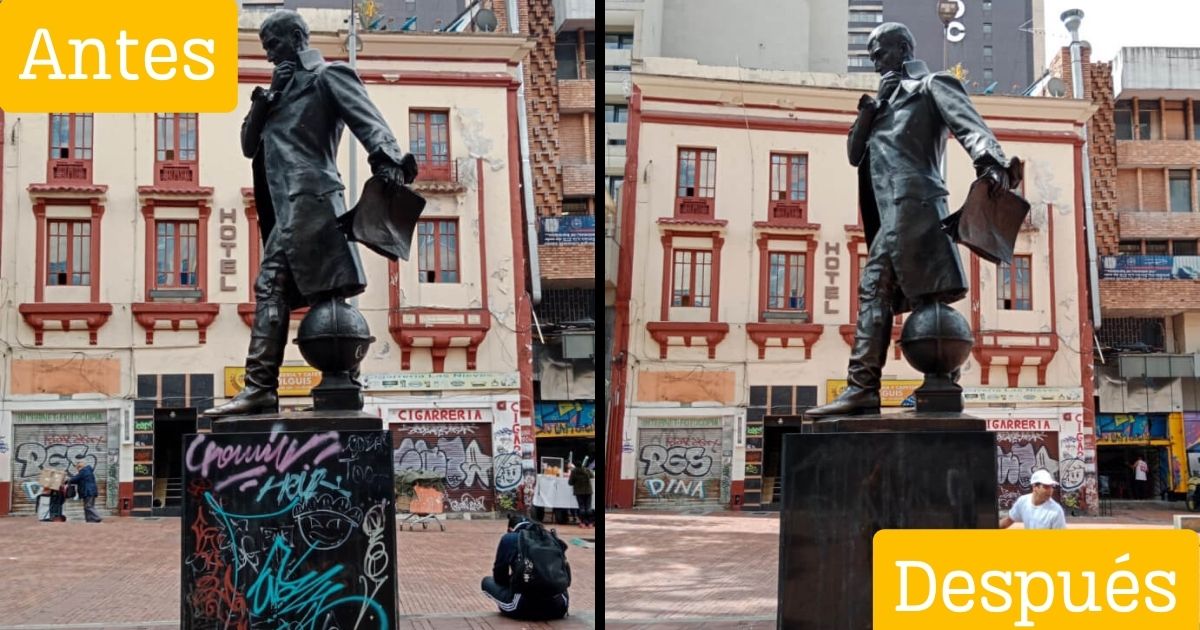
xmin=0 ymin=516 xmax=595 ymax=629
xmin=604 ymin=502 xmax=1181 ymax=628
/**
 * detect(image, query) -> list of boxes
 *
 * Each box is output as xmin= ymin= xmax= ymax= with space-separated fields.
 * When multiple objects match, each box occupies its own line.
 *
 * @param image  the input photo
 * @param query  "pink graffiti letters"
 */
xmin=186 ymin=431 xmax=343 ymax=492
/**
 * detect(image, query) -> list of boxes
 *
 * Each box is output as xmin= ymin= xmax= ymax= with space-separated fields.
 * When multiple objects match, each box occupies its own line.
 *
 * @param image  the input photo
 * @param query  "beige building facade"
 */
xmin=0 ymin=31 xmax=536 ymax=517
xmin=606 ymin=58 xmax=1101 ymax=515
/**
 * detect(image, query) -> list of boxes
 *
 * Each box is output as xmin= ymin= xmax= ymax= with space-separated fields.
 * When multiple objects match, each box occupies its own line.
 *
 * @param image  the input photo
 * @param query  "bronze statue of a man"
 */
xmin=806 ymin=22 xmax=1015 ymax=417
xmin=206 ymin=10 xmax=417 ymax=416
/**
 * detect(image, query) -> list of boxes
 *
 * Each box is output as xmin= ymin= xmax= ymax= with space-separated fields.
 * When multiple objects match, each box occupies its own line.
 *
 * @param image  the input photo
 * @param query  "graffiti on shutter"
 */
xmin=636 ymin=426 xmax=724 ymax=507
xmin=392 ymin=422 xmax=494 ymax=512
xmin=11 ymin=422 xmax=109 ymax=519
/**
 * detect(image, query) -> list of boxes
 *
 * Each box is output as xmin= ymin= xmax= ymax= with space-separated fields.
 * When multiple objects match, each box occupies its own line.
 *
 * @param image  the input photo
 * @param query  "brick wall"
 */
xmin=560 ymin=112 xmax=587 ymax=164
xmin=1117 ymin=141 xmax=1200 ymax=167
xmin=1142 ymin=169 xmax=1167 ymax=211
xmin=497 ymin=0 xmax=563 ymax=218
xmin=1115 ymin=169 xmax=1139 ymax=212
xmin=539 ymin=243 xmax=595 ymax=282
xmin=1118 ymin=212 xmax=1200 ymax=239
xmin=1101 ymin=279 xmax=1200 ymax=314
xmin=559 ymin=79 xmax=595 ymax=112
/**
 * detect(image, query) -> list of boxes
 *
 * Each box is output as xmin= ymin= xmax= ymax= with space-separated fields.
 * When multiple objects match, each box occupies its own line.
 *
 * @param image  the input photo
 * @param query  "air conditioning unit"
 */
xmin=562 ymin=331 xmax=595 ymax=359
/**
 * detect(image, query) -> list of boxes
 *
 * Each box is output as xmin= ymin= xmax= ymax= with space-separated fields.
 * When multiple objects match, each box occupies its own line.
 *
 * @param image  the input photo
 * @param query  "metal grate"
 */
xmin=536 ymin=288 xmax=595 ymax=325
xmin=1097 ymin=317 xmax=1165 ymax=352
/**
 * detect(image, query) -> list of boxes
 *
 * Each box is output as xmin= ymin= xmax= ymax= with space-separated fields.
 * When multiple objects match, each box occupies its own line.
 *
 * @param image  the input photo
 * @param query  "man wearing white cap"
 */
xmin=999 ymin=469 xmax=1066 ymax=529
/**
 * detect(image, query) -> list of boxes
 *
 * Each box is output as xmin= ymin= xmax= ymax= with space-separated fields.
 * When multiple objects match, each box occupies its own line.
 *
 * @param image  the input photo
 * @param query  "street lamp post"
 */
xmin=937 ymin=0 xmax=958 ymax=70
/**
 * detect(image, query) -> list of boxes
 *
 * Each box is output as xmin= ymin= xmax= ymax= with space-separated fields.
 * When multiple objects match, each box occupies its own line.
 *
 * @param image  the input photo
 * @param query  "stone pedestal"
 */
xmin=181 ymin=412 xmax=397 ymax=629
xmin=777 ymin=414 xmax=997 ymax=629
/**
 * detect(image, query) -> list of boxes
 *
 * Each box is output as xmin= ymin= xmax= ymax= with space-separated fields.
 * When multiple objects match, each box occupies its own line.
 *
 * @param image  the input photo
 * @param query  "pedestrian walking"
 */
xmin=1132 ymin=455 xmax=1149 ymax=500
xmin=568 ymin=462 xmax=594 ymax=528
xmin=1000 ymin=469 xmax=1066 ymax=530
xmin=67 ymin=460 xmax=102 ymax=523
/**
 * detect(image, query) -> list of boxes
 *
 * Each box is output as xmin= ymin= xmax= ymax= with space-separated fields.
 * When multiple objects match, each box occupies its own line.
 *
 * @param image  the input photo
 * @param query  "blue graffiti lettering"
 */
xmin=257 ymin=468 xmax=350 ymax=505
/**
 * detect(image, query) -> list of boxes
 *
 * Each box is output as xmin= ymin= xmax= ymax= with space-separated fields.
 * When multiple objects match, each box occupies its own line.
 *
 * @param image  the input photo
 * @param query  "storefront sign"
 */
xmin=824 ymin=242 xmax=840 ymax=315
xmin=364 ymin=371 xmax=520 ymax=391
xmin=826 ymin=379 xmax=921 ymax=408
xmin=392 ymin=407 xmax=492 ymax=423
xmin=535 ymin=402 xmax=595 ymax=438
xmin=13 ymin=411 xmax=106 ymax=424
xmin=640 ymin=417 xmax=722 ymax=429
xmin=224 ymin=366 xmax=321 ymax=397
xmin=963 ymin=387 xmax=1084 ymax=404
xmin=986 ymin=418 xmax=1055 ymax=431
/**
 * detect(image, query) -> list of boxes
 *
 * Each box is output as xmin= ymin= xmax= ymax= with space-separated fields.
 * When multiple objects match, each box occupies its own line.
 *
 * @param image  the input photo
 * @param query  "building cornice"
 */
xmin=238 ymin=31 xmax=534 ymax=65
xmin=634 ymin=59 xmax=1097 ymax=124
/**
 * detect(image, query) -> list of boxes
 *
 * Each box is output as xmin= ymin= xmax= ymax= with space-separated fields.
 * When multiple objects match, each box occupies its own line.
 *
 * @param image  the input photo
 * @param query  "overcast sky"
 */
xmin=1041 ymin=0 xmax=1200 ymax=65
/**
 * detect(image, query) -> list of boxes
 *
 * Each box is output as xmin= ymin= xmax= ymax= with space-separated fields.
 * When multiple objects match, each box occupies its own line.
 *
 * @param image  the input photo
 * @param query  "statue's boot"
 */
xmin=806 ymin=302 xmax=893 ymax=418
xmin=204 ymin=300 xmax=289 ymax=416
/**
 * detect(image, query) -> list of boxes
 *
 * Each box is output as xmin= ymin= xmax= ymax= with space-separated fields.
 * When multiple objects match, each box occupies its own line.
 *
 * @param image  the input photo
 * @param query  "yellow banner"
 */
xmin=873 ymin=530 xmax=1199 ymax=629
xmin=827 ymin=379 xmax=921 ymax=408
xmin=225 ymin=366 xmax=322 ymax=397
xmin=0 ymin=0 xmax=238 ymax=112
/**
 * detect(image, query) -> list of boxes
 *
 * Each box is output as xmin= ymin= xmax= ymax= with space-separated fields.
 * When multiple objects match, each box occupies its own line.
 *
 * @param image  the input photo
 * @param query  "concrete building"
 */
xmin=0 ymin=30 xmax=535 ymax=518
xmin=1045 ymin=46 xmax=1200 ymax=501
xmin=606 ymin=57 xmax=1099 ymax=515
xmin=848 ymin=0 xmax=1045 ymax=96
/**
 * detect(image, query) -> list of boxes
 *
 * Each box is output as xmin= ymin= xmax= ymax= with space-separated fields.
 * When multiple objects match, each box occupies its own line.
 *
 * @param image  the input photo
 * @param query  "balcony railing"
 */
xmin=1100 ymin=255 xmax=1200 ymax=279
xmin=674 ymin=197 xmax=715 ymax=220
xmin=48 ymin=159 xmax=92 ymax=183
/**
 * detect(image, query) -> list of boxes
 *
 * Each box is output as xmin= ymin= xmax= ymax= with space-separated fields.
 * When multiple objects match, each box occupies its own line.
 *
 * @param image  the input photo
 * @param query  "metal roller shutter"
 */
xmin=635 ymin=426 xmax=724 ymax=508
xmin=10 ymin=417 xmax=110 ymax=520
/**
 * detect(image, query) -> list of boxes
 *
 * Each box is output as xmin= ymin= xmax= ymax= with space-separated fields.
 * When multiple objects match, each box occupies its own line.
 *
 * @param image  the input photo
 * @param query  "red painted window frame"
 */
xmin=417 ymin=219 xmax=461 ymax=283
xmin=153 ymin=113 xmax=199 ymax=186
xmin=766 ymin=251 xmax=807 ymax=311
xmin=409 ymin=109 xmax=452 ymax=180
xmin=670 ymin=248 xmax=713 ymax=308
xmin=154 ymin=220 xmax=200 ymax=289
xmin=768 ymin=152 xmax=808 ymax=224
xmin=47 ymin=113 xmax=94 ymax=183
xmin=46 ymin=219 xmax=92 ymax=286
xmin=674 ymin=147 xmax=716 ymax=219
xmin=998 ymin=254 xmax=1033 ymax=311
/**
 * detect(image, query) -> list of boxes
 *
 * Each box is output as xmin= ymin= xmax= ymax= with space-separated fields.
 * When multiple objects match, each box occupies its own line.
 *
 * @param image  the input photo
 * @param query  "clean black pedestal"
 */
xmin=777 ymin=415 xmax=997 ymax=629
xmin=182 ymin=412 xmax=397 ymax=629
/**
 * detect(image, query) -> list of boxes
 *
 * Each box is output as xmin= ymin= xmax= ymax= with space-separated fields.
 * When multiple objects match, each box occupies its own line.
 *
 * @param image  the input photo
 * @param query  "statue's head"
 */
xmin=259 ymin=9 xmax=310 ymax=66
xmin=867 ymin=22 xmax=915 ymax=75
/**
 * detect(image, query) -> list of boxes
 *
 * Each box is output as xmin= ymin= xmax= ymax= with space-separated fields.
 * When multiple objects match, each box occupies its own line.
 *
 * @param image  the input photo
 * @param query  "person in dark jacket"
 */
xmin=204 ymin=9 xmax=417 ymax=416
xmin=481 ymin=514 xmax=569 ymax=620
xmin=568 ymin=462 xmax=594 ymax=528
xmin=67 ymin=460 xmax=102 ymax=523
xmin=807 ymin=22 xmax=1018 ymax=417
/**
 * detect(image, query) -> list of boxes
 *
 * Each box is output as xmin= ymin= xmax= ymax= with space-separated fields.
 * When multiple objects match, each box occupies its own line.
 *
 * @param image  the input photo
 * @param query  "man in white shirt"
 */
xmin=1132 ymin=456 xmax=1149 ymax=499
xmin=999 ymin=469 xmax=1066 ymax=529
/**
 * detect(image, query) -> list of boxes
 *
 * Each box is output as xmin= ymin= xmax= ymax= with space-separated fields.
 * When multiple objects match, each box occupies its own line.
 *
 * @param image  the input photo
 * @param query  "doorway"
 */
xmin=153 ymin=407 xmax=196 ymax=516
xmin=1097 ymin=445 xmax=1166 ymax=500
xmin=761 ymin=416 xmax=806 ymax=509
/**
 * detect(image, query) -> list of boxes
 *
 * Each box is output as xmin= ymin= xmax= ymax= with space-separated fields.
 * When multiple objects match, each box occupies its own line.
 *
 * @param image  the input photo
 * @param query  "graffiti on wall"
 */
xmin=994 ymin=431 xmax=1059 ymax=510
xmin=534 ymin=402 xmax=596 ymax=438
xmin=635 ymin=427 xmax=723 ymax=505
xmin=181 ymin=430 xmax=396 ymax=629
xmin=392 ymin=423 xmax=494 ymax=512
xmin=492 ymin=401 xmax=523 ymax=512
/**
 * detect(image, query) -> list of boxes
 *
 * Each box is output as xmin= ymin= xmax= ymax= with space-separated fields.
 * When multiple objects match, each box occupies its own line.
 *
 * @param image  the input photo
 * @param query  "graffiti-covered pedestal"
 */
xmin=777 ymin=414 xmax=997 ymax=629
xmin=181 ymin=412 xmax=397 ymax=629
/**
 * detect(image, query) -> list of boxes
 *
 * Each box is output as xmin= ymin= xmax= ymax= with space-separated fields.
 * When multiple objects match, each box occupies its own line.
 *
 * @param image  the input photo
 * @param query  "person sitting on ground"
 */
xmin=999 ymin=469 xmax=1066 ymax=530
xmin=568 ymin=461 xmax=594 ymax=529
xmin=481 ymin=513 xmax=570 ymax=621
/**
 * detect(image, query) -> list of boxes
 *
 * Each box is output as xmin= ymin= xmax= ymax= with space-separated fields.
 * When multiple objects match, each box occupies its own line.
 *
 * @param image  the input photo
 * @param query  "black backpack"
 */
xmin=510 ymin=522 xmax=571 ymax=594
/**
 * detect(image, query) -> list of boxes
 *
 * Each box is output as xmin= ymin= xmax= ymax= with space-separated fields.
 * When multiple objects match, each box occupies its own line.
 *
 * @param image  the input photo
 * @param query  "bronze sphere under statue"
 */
xmin=295 ymin=298 xmax=375 ymax=411
xmin=899 ymin=302 xmax=974 ymax=412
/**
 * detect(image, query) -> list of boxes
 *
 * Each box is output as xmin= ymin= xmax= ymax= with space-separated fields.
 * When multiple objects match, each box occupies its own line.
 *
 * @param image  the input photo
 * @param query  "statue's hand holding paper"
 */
xmin=338 ymin=153 xmax=427 ymax=262
xmin=939 ymin=157 xmax=1030 ymax=265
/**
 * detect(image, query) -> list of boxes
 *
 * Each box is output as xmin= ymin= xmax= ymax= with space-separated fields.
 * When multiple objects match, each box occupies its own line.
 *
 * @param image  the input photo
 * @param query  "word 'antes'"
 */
xmin=19 ymin=29 xmax=216 ymax=81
